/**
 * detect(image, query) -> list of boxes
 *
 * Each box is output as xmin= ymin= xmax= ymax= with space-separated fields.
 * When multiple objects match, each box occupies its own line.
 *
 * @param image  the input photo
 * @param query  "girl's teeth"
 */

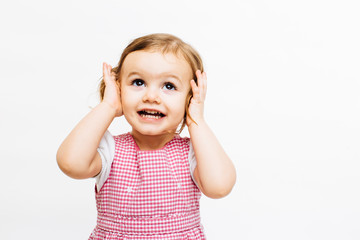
xmin=141 ymin=114 xmax=161 ymax=119
xmin=147 ymin=110 xmax=158 ymax=114
xmin=138 ymin=110 xmax=164 ymax=119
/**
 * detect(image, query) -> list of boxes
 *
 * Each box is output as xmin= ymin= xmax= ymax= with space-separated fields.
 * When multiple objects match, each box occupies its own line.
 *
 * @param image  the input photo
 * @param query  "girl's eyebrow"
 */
xmin=127 ymin=71 xmax=142 ymax=78
xmin=161 ymin=73 xmax=182 ymax=82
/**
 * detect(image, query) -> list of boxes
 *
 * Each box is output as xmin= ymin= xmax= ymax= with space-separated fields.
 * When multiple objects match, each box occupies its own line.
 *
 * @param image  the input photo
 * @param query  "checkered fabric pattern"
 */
xmin=89 ymin=133 xmax=205 ymax=239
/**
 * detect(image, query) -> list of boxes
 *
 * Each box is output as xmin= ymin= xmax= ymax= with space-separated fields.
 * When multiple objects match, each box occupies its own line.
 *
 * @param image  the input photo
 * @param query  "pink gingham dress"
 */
xmin=89 ymin=133 xmax=206 ymax=239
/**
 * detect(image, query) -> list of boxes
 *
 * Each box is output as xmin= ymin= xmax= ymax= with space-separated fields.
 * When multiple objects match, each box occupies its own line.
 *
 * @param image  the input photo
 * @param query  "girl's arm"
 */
xmin=56 ymin=63 xmax=122 ymax=179
xmin=187 ymin=71 xmax=236 ymax=199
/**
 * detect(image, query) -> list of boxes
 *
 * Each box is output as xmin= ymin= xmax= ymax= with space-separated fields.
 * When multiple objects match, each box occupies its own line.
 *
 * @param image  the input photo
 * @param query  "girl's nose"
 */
xmin=142 ymin=87 xmax=161 ymax=104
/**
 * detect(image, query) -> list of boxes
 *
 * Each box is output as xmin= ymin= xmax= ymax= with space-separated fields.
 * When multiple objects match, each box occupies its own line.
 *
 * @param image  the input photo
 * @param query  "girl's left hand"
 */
xmin=187 ymin=70 xmax=207 ymax=127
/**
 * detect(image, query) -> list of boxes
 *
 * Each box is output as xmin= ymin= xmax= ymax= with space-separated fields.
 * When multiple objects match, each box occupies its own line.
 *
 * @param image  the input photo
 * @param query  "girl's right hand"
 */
xmin=102 ymin=62 xmax=122 ymax=117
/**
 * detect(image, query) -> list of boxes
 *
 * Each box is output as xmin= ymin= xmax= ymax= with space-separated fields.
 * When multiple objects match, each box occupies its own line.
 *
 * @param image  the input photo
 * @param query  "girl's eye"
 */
xmin=132 ymin=79 xmax=144 ymax=87
xmin=163 ymin=82 xmax=176 ymax=91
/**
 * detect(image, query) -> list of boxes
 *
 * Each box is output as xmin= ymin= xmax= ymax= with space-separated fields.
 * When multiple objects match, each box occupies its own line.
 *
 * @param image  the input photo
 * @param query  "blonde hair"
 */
xmin=99 ymin=33 xmax=204 ymax=133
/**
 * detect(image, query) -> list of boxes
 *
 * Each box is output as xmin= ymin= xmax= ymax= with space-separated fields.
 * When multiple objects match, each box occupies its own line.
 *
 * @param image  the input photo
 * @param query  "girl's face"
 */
xmin=120 ymin=50 xmax=192 ymax=138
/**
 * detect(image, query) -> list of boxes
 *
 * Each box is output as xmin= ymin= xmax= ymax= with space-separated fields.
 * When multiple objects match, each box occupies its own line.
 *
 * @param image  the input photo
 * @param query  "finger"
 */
xmin=201 ymin=71 xmax=207 ymax=100
xmin=107 ymin=64 xmax=117 ymax=82
xmin=102 ymin=62 xmax=107 ymax=78
xmin=103 ymin=62 xmax=113 ymax=83
xmin=103 ymin=62 xmax=108 ymax=79
xmin=196 ymin=70 xmax=206 ymax=101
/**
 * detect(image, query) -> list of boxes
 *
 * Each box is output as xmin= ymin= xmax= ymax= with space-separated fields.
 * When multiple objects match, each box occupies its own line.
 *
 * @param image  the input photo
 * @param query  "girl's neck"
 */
xmin=131 ymin=130 xmax=176 ymax=151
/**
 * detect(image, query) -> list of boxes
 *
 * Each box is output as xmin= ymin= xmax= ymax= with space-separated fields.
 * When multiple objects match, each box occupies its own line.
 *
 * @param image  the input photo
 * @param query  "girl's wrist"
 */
xmin=188 ymin=118 xmax=207 ymax=131
xmin=99 ymin=101 xmax=119 ymax=117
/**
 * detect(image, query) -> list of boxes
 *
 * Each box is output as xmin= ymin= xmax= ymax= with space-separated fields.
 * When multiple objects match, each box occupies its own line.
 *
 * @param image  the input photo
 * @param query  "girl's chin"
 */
xmin=131 ymin=128 xmax=178 ymax=137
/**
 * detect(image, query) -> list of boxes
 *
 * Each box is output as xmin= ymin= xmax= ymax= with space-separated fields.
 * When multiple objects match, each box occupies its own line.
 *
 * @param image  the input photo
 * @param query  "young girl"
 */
xmin=57 ymin=33 xmax=236 ymax=239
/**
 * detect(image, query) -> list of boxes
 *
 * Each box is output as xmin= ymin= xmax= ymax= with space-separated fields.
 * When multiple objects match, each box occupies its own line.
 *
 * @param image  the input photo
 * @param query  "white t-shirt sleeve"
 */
xmin=188 ymin=140 xmax=199 ymax=186
xmin=95 ymin=131 xmax=115 ymax=192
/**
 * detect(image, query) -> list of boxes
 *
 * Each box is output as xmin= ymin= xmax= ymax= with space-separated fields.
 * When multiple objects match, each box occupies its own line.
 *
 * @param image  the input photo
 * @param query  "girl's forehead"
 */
xmin=121 ymin=50 xmax=192 ymax=79
xmin=124 ymin=50 xmax=187 ymax=66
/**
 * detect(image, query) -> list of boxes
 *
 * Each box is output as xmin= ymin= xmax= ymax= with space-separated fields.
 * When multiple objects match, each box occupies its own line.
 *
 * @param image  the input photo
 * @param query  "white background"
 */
xmin=1 ymin=0 xmax=360 ymax=239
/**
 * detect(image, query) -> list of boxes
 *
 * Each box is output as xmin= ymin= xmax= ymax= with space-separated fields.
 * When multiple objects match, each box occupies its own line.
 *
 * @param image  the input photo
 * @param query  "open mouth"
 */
xmin=137 ymin=110 xmax=165 ymax=119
